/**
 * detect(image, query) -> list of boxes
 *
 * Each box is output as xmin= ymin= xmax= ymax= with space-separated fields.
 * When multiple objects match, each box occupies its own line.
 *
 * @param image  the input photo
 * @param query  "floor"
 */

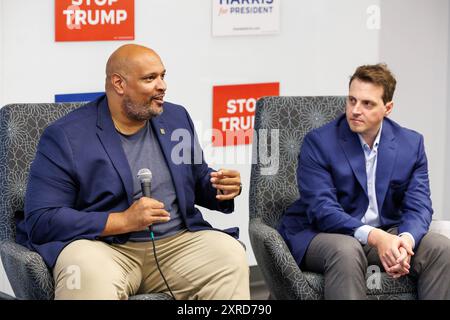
xmin=250 ymin=281 xmax=270 ymax=300
xmin=249 ymin=266 xmax=270 ymax=300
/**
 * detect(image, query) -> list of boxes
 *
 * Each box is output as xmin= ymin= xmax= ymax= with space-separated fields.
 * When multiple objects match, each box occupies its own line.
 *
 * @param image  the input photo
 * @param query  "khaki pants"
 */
xmin=53 ymin=230 xmax=250 ymax=300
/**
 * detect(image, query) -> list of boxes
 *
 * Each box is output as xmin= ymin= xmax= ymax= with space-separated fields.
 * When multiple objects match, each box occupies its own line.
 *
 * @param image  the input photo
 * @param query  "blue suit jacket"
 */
xmin=16 ymin=95 xmax=237 ymax=268
xmin=278 ymin=115 xmax=433 ymax=266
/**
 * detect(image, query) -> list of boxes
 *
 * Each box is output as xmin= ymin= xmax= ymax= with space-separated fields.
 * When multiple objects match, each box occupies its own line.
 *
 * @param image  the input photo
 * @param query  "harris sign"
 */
xmin=212 ymin=0 xmax=280 ymax=36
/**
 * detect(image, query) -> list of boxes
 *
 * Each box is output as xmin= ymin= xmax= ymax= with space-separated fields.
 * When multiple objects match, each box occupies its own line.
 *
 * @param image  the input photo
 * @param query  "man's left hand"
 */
xmin=210 ymin=169 xmax=242 ymax=201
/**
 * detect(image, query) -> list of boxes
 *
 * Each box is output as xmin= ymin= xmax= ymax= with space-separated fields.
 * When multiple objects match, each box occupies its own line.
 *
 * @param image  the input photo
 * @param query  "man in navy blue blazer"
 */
xmin=17 ymin=44 xmax=249 ymax=299
xmin=278 ymin=64 xmax=450 ymax=299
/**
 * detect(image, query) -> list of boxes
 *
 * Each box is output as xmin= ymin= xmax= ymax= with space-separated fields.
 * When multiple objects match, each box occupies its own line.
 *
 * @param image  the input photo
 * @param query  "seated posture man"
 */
xmin=16 ymin=44 xmax=249 ymax=300
xmin=279 ymin=63 xmax=450 ymax=299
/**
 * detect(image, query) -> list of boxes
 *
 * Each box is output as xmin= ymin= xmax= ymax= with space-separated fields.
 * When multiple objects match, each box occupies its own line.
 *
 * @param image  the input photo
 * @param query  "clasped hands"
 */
xmin=368 ymin=229 xmax=414 ymax=279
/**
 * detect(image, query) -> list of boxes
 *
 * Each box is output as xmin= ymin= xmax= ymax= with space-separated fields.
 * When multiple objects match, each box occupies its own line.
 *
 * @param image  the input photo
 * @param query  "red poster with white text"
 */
xmin=55 ymin=0 xmax=134 ymax=42
xmin=212 ymin=82 xmax=280 ymax=147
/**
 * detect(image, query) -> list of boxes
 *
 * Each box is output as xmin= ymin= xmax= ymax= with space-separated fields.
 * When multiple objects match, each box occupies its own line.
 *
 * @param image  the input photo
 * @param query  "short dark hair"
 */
xmin=349 ymin=63 xmax=397 ymax=104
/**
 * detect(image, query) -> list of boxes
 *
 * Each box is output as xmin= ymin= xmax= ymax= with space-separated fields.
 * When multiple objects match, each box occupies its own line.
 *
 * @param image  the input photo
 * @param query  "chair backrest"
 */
xmin=249 ymin=96 xmax=346 ymax=228
xmin=0 ymin=103 xmax=83 ymax=241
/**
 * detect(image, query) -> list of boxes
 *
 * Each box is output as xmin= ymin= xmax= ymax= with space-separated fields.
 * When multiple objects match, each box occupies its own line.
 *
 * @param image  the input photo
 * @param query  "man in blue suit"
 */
xmin=17 ymin=44 xmax=249 ymax=299
xmin=279 ymin=63 xmax=450 ymax=299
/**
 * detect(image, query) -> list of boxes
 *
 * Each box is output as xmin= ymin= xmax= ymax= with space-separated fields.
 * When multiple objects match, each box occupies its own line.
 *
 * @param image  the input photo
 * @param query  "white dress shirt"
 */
xmin=353 ymin=124 xmax=415 ymax=248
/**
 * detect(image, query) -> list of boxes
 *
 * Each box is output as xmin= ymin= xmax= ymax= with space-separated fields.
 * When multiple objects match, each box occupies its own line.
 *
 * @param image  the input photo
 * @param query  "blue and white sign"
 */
xmin=212 ymin=0 xmax=280 ymax=36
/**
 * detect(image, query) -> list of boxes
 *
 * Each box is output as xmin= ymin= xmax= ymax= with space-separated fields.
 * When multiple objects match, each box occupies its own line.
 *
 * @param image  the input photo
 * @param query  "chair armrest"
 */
xmin=430 ymin=220 xmax=450 ymax=239
xmin=0 ymin=240 xmax=54 ymax=300
xmin=249 ymin=218 xmax=320 ymax=299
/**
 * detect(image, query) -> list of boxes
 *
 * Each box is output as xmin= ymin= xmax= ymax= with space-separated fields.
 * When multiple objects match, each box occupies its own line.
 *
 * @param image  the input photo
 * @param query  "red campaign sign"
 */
xmin=55 ymin=0 xmax=134 ymax=42
xmin=212 ymin=82 xmax=280 ymax=147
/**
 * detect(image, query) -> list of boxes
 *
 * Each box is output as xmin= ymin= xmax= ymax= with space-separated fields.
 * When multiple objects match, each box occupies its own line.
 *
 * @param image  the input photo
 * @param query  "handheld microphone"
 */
xmin=137 ymin=168 xmax=154 ymax=233
xmin=137 ymin=168 xmax=152 ymax=198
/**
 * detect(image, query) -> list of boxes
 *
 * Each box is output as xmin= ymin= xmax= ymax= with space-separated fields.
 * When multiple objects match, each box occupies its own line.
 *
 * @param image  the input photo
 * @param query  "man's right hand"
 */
xmin=101 ymin=198 xmax=170 ymax=236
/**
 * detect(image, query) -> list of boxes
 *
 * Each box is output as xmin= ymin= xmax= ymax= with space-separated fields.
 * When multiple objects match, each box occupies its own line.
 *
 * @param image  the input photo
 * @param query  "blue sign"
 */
xmin=55 ymin=92 xmax=104 ymax=103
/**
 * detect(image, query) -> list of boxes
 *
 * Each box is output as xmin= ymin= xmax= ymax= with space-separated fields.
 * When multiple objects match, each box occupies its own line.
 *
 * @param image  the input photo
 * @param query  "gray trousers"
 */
xmin=303 ymin=228 xmax=450 ymax=299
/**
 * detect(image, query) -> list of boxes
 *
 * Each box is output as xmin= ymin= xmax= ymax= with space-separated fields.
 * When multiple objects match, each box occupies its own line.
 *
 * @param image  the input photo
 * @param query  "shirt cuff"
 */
xmin=354 ymin=225 xmax=375 ymax=245
xmin=398 ymin=232 xmax=416 ymax=250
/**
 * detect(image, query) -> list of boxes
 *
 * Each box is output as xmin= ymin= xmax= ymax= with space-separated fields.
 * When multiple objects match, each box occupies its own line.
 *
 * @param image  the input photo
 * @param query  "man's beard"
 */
xmin=122 ymin=96 xmax=163 ymax=121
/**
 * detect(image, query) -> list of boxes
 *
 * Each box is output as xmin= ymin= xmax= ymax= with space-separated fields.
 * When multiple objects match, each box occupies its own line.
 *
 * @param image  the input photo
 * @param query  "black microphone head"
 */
xmin=137 ymin=168 xmax=152 ymax=183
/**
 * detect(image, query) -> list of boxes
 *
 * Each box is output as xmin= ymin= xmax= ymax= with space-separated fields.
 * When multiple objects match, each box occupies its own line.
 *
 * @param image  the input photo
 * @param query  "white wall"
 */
xmin=379 ymin=0 xmax=450 ymax=220
xmin=0 ymin=0 xmax=381 ymax=103
xmin=445 ymin=2 xmax=450 ymax=220
xmin=0 ymin=0 xmax=13 ymax=297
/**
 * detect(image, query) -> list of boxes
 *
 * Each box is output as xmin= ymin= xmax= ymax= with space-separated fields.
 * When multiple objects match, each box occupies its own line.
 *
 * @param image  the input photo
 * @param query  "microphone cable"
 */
xmin=149 ymin=226 xmax=176 ymax=300
xmin=137 ymin=168 xmax=175 ymax=300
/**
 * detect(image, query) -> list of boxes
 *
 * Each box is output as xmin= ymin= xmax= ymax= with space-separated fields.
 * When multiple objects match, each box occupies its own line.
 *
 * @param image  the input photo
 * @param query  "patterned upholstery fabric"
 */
xmin=0 ymin=241 xmax=54 ymax=299
xmin=249 ymin=96 xmax=417 ymax=300
xmin=0 ymin=103 xmax=170 ymax=300
xmin=129 ymin=293 xmax=173 ymax=300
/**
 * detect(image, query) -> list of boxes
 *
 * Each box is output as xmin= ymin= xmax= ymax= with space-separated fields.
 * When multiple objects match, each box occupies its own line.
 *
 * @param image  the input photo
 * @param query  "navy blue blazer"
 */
xmin=278 ymin=115 xmax=433 ymax=266
xmin=17 ymin=95 xmax=237 ymax=268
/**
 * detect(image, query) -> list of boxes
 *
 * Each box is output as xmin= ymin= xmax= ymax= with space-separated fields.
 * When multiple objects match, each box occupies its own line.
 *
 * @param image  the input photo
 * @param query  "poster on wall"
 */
xmin=212 ymin=0 xmax=280 ymax=36
xmin=55 ymin=0 xmax=134 ymax=41
xmin=212 ymin=82 xmax=280 ymax=147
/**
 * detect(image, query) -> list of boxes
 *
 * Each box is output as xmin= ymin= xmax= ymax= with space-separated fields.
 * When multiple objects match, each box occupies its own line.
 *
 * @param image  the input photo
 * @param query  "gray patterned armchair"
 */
xmin=0 ymin=103 xmax=170 ymax=300
xmin=249 ymin=96 xmax=418 ymax=300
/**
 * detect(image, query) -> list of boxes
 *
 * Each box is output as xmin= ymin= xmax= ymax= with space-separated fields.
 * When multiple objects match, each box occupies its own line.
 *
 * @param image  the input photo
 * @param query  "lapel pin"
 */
xmin=160 ymin=128 xmax=166 ymax=135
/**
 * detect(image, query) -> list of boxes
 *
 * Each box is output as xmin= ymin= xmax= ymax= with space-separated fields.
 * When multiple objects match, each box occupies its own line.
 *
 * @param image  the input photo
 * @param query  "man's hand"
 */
xmin=210 ymin=169 xmax=242 ymax=201
xmin=122 ymin=197 xmax=171 ymax=231
xmin=102 ymin=197 xmax=170 ymax=236
xmin=368 ymin=228 xmax=414 ymax=278
xmin=386 ymin=247 xmax=412 ymax=278
xmin=388 ymin=234 xmax=414 ymax=277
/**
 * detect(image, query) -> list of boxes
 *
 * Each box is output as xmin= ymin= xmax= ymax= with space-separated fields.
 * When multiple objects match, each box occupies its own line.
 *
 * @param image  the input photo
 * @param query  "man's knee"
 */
xmin=328 ymin=237 xmax=367 ymax=272
xmin=53 ymin=240 xmax=129 ymax=299
xmin=418 ymin=232 xmax=450 ymax=263
xmin=55 ymin=240 xmax=111 ymax=277
xmin=211 ymin=232 xmax=247 ymax=268
xmin=197 ymin=231 xmax=250 ymax=299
